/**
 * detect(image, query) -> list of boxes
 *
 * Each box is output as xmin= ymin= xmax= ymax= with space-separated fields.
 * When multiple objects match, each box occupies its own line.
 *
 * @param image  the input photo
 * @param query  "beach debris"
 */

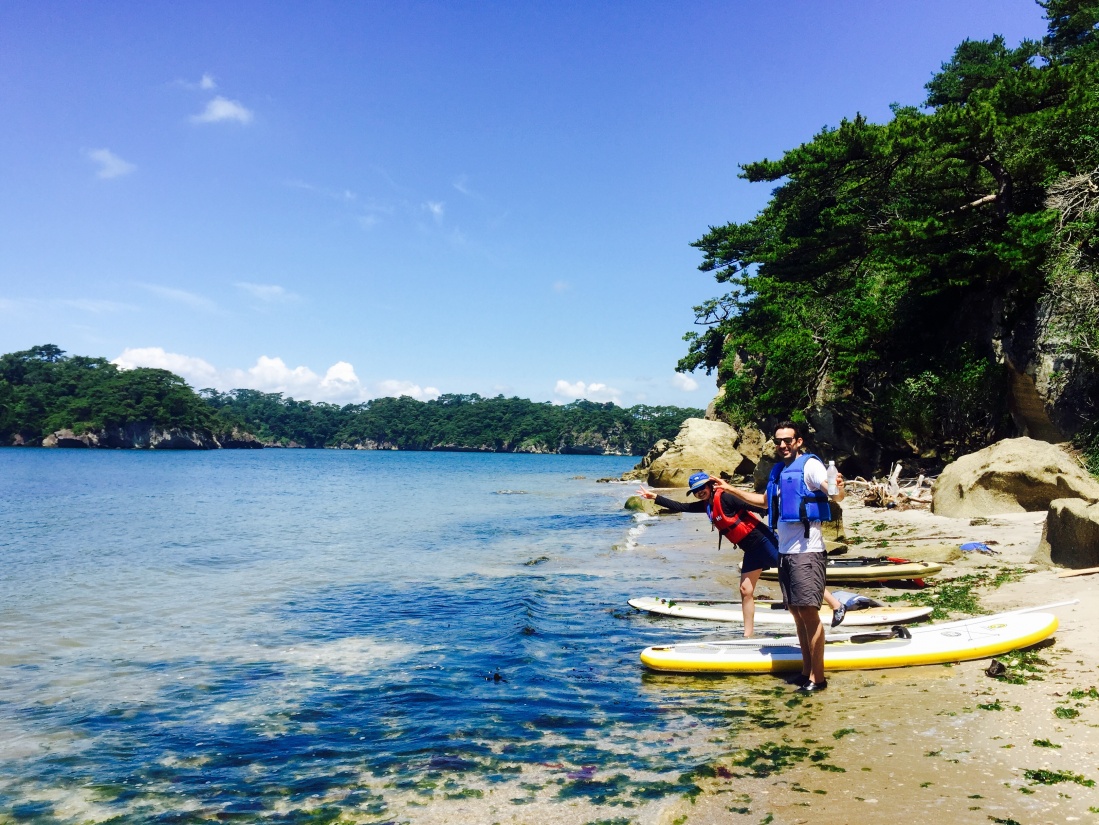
xmin=959 ymin=541 xmax=1001 ymax=555
xmin=985 ymin=659 xmax=1008 ymax=677
xmin=1057 ymin=564 xmax=1099 ymax=578
xmin=849 ymin=464 xmax=936 ymax=509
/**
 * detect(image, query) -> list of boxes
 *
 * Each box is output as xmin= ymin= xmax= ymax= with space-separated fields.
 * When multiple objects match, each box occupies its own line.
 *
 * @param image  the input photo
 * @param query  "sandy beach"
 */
xmin=632 ymin=495 xmax=1099 ymax=824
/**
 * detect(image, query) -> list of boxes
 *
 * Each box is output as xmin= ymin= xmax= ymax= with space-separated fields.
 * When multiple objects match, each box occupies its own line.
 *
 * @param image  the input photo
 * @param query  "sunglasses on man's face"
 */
xmin=772 ymin=436 xmax=797 ymax=446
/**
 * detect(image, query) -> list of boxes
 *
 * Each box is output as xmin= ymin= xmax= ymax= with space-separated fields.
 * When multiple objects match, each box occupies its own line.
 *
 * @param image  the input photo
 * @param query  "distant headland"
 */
xmin=0 ymin=345 xmax=702 ymax=454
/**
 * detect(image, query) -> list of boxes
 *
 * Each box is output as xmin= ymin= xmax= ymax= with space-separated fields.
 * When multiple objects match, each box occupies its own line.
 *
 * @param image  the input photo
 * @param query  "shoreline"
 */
xmin=627 ymin=496 xmax=1099 ymax=822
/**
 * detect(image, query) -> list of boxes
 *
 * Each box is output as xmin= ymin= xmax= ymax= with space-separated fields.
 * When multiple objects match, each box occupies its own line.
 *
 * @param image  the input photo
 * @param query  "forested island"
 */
xmin=681 ymin=0 xmax=1099 ymax=477
xmin=0 ymin=345 xmax=702 ymax=454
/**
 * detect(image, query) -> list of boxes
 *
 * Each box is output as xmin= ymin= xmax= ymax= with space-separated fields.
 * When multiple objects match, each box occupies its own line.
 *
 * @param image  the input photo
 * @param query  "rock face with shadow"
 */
xmin=41 ymin=423 xmax=229 ymax=449
xmin=1036 ymin=498 xmax=1099 ymax=569
xmin=931 ymin=437 xmax=1099 ymax=518
xmin=624 ymin=418 xmax=759 ymax=488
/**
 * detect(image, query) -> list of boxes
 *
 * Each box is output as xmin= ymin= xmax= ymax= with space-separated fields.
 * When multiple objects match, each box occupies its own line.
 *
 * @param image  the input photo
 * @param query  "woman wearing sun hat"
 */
xmin=637 ymin=471 xmax=844 ymax=637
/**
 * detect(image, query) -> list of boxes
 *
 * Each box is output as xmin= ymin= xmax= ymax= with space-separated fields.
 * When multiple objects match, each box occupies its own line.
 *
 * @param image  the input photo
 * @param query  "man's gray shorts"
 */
xmin=777 ymin=552 xmax=826 ymax=608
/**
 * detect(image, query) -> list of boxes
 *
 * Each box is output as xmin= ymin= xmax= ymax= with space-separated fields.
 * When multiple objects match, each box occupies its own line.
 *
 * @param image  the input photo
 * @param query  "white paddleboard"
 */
xmin=628 ymin=596 xmax=932 ymax=626
xmin=639 ymin=605 xmax=1065 ymax=673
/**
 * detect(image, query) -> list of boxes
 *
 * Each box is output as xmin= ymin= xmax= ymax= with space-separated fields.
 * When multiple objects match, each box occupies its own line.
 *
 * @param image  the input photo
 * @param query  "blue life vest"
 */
xmin=766 ymin=454 xmax=833 ymax=538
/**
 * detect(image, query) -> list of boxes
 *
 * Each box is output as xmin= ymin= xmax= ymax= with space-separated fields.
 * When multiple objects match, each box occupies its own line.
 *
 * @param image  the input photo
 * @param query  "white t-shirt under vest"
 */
xmin=776 ymin=456 xmax=828 ymax=555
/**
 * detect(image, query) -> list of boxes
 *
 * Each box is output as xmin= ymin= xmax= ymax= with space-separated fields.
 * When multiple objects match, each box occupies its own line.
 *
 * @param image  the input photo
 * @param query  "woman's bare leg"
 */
xmin=739 ymin=569 xmax=763 ymax=638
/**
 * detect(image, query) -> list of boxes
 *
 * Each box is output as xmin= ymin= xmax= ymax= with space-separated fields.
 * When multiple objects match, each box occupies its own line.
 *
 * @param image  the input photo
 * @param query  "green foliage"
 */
xmin=0 ymin=345 xmax=215 ymax=441
xmin=1 ymin=345 xmax=701 ymax=453
xmin=1071 ymin=419 xmax=1099 ymax=477
xmin=681 ymin=1 xmax=1099 ymax=456
xmin=208 ymin=390 xmax=700 ymax=453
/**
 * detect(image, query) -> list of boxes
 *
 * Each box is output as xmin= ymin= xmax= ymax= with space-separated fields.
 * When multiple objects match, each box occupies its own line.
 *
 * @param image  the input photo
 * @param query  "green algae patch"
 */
xmin=556 ymin=772 xmax=641 ymax=806
xmin=443 ymin=788 xmax=484 ymax=800
xmin=1068 ymin=686 xmax=1099 ymax=700
xmin=988 ymin=647 xmax=1049 ymax=685
xmin=883 ymin=568 xmax=1028 ymax=620
xmin=1024 ymin=768 xmax=1095 ymax=787
xmin=1054 ymin=706 xmax=1080 ymax=719
xmin=732 ymin=742 xmax=811 ymax=777
xmin=832 ymin=727 xmax=857 ymax=739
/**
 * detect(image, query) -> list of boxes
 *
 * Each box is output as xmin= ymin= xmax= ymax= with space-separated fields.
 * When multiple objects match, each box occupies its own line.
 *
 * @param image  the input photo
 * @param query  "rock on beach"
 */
xmin=931 ymin=436 xmax=1099 ymax=518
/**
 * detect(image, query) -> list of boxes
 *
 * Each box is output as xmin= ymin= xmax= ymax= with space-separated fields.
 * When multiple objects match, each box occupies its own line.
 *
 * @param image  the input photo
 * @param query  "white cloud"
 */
xmin=113 ymin=347 xmax=440 ymax=404
xmin=554 ymin=379 xmax=621 ymax=405
xmin=62 ymin=299 xmax=137 ymax=314
xmin=453 ymin=175 xmax=480 ymax=198
xmin=375 ymin=379 xmax=440 ymax=402
xmin=85 ymin=148 xmax=135 ymax=179
xmin=138 ymin=284 xmax=219 ymax=312
xmin=113 ymin=347 xmax=220 ymax=386
xmin=284 ymin=179 xmax=356 ymax=201
xmin=235 ymin=282 xmax=299 ymax=304
xmin=191 ymin=96 xmax=254 ymax=124
xmin=671 ymin=373 xmax=700 ymax=392
xmin=552 ymin=280 xmax=570 ymax=293
xmin=176 ymin=73 xmax=217 ymax=91
xmin=423 ymin=201 xmax=445 ymax=221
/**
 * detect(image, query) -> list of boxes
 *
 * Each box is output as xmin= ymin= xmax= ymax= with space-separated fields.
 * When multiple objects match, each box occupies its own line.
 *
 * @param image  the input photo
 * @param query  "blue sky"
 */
xmin=0 ymin=1 xmax=1047 ymax=408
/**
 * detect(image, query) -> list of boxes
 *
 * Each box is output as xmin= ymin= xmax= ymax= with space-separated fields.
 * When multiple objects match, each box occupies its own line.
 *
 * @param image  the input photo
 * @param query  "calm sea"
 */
xmin=0 ymin=450 xmax=761 ymax=823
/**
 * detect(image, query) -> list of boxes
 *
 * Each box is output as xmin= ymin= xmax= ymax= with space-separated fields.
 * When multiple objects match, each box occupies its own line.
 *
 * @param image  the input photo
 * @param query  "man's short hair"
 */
xmin=774 ymin=420 xmax=804 ymax=439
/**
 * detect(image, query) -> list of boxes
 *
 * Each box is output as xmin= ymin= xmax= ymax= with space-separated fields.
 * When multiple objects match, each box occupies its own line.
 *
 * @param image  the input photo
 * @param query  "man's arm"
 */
xmin=711 ymin=479 xmax=767 ymax=508
xmin=803 ymin=458 xmax=846 ymax=503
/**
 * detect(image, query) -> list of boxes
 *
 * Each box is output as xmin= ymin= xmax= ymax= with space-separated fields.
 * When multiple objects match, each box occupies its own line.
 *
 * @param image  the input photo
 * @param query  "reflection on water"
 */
xmin=0 ymin=450 xmax=771 ymax=822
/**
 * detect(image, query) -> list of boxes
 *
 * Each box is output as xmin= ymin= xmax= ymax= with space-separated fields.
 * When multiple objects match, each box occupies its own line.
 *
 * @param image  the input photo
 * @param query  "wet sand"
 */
xmin=643 ymin=497 xmax=1099 ymax=824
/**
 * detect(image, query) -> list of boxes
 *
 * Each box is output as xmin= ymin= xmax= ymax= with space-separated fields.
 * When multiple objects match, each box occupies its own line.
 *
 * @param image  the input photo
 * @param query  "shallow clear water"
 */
xmin=0 ymin=450 xmax=759 ymax=823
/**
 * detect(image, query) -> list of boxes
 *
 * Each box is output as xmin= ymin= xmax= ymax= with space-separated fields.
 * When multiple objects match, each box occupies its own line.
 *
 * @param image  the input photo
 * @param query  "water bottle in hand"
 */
xmin=826 ymin=460 xmax=838 ymax=496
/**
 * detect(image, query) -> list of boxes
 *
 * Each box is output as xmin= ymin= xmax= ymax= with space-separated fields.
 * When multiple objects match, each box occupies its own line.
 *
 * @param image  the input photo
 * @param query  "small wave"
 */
xmin=621 ymin=512 xmax=658 ymax=551
xmin=494 ymin=489 xmax=528 ymax=495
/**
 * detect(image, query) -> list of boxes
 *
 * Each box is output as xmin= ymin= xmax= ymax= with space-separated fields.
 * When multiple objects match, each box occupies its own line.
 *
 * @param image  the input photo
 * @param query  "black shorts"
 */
xmin=738 ymin=525 xmax=780 ymax=574
xmin=777 ymin=552 xmax=826 ymax=608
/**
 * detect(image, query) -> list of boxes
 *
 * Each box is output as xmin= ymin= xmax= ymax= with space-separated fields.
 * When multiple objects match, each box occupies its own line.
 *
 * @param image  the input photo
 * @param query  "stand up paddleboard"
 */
xmin=757 ymin=556 xmax=943 ymax=583
xmin=639 ymin=602 xmax=1075 ymax=674
xmin=628 ymin=596 xmax=932 ymax=627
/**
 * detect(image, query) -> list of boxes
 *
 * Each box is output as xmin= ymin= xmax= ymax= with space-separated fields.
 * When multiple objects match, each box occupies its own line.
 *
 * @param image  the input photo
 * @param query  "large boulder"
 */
xmin=1035 ymin=498 xmax=1099 ymax=569
xmin=644 ymin=418 xmax=753 ymax=488
xmin=621 ymin=439 xmax=671 ymax=481
xmin=932 ymin=437 xmax=1099 ymax=518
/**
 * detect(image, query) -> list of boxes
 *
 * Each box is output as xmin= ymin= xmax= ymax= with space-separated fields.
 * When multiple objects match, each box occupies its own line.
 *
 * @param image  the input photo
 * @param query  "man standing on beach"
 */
xmin=715 ymin=420 xmax=844 ymax=692
xmin=636 ymin=473 xmax=846 ymax=638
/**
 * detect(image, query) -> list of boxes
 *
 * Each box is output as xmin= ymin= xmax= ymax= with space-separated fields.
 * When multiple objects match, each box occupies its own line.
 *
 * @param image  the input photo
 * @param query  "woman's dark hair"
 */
xmin=773 ymin=420 xmax=804 ymax=439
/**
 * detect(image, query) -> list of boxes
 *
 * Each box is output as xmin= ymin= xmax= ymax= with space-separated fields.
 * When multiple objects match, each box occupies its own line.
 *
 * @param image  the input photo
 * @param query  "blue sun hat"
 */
xmin=687 ymin=472 xmax=711 ymax=493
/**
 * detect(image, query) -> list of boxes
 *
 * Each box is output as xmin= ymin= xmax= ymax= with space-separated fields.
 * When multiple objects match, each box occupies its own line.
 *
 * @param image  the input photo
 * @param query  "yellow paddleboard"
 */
xmin=640 ymin=608 xmax=1060 ymax=673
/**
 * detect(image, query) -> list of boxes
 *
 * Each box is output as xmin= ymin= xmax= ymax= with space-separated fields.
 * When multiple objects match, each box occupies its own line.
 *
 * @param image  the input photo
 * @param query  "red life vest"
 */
xmin=706 ymin=491 xmax=763 ymax=547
